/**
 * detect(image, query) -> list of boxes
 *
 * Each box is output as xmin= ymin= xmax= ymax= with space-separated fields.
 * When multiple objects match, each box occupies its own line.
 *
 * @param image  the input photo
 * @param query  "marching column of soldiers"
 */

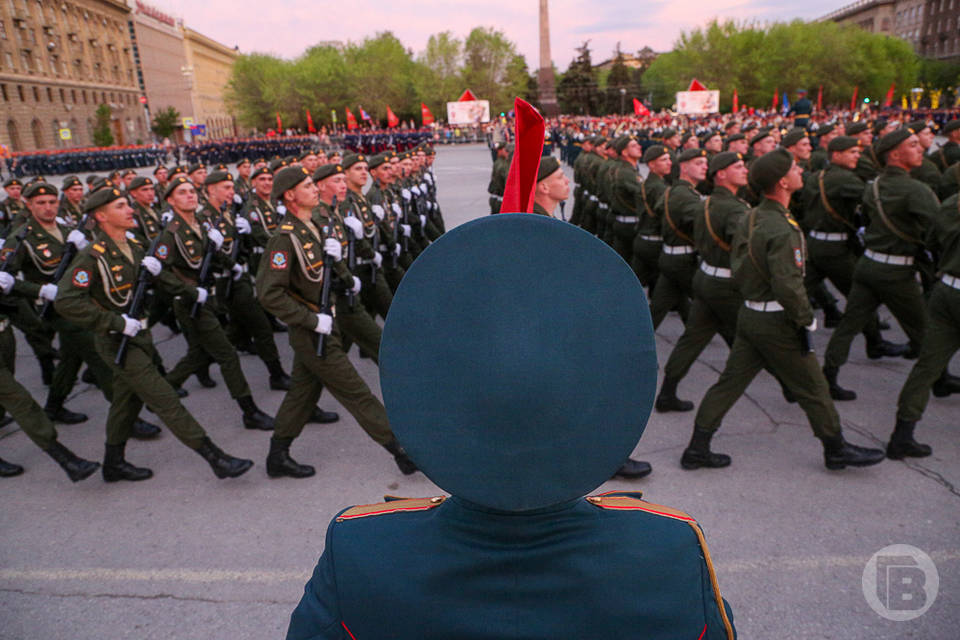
xmin=511 ymin=113 xmax=960 ymax=473
xmin=0 ymin=142 xmax=446 ymax=481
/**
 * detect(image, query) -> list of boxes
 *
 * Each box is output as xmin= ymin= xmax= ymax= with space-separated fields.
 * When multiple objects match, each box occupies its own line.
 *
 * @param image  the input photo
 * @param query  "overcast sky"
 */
xmin=150 ymin=0 xmax=845 ymax=67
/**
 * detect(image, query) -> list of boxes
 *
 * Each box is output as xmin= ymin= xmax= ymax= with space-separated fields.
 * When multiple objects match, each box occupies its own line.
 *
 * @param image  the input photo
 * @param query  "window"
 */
xmin=20 ymin=49 xmax=31 ymax=71
xmin=0 ymin=20 xmax=6 ymax=40
xmin=49 ymin=54 xmax=57 ymax=74
xmin=4 ymin=52 xmax=12 ymax=69
xmin=17 ymin=84 xmax=23 ymax=101
xmin=58 ymin=87 xmax=63 ymax=102
xmin=1 ymin=84 xmax=7 ymax=101
xmin=70 ymin=88 xmax=75 ymax=103
xmin=82 ymin=88 xmax=86 ymax=104
xmin=45 ymin=86 xmax=51 ymax=101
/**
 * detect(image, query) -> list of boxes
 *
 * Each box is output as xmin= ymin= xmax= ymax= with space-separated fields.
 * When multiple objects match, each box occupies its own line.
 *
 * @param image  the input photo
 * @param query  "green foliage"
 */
xmin=93 ymin=104 xmax=114 ymax=147
xmin=643 ymin=19 xmax=918 ymax=111
xmin=917 ymin=58 xmax=960 ymax=105
xmin=151 ymin=106 xmax=180 ymax=139
xmin=558 ymin=42 xmax=600 ymax=115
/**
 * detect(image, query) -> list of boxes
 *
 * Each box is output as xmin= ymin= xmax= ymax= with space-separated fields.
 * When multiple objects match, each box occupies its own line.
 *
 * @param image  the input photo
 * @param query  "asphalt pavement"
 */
xmin=0 ymin=143 xmax=957 ymax=639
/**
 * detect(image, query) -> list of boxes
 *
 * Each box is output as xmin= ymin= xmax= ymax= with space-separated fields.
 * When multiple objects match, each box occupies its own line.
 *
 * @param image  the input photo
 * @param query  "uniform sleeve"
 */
xmin=767 ymin=228 xmax=814 ymax=328
xmin=691 ymin=523 xmax=737 ymax=640
xmin=286 ymin=522 xmax=347 ymax=640
xmin=256 ymin=235 xmax=319 ymax=331
xmin=54 ymin=251 xmax=125 ymax=334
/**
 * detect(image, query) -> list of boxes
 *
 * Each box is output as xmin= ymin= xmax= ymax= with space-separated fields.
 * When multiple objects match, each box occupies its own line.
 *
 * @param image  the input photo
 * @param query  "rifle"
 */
xmin=344 ymin=200 xmax=357 ymax=308
xmin=390 ymin=195 xmax=400 ymax=269
xmin=222 ymin=209 xmax=243 ymax=301
xmin=40 ymin=214 xmax=92 ymax=320
xmin=559 ymin=200 xmax=567 ymax=222
xmin=1 ymin=225 xmax=28 ymax=274
xmin=190 ymin=207 xmax=225 ymax=318
xmin=115 ymin=228 xmax=165 ymax=366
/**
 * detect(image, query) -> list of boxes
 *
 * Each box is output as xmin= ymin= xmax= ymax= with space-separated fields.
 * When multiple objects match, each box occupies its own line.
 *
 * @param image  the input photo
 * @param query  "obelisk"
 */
xmin=538 ymin=0 xmax=559 ymax=117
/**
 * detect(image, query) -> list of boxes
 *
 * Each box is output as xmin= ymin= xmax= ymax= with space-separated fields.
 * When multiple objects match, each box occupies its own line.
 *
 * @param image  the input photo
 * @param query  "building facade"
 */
xmin=820 ymin=0 xmax=897 ymax=34
xmin=822 ymin=0 xmax=960 ymax=60
xmin=182 ymin=27 xmax=236 ymax=140
xmin=0 ymin=0 xmax=147 ymax=152
xmin=917 ymin=0 xmax=960 ymax=59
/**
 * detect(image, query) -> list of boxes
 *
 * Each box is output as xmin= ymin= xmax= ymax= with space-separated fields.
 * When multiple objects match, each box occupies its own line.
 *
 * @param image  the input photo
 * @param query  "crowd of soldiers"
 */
xmin=0 ymin=142 xmax=445 ymax=482
xmin=490 ymin=109 xmax=959 ymax=473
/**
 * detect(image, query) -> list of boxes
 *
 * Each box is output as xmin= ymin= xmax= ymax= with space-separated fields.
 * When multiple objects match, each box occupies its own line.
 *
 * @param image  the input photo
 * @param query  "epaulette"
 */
xmin=336 ymin=496 xmax=446 ymax=522
xmin=586 ymin=493 xmax=696 ymax=523
xmin=92 ymin=243 xmax=106 ymax=254
xmin=279 ymin=224 xmax=295 ymax=232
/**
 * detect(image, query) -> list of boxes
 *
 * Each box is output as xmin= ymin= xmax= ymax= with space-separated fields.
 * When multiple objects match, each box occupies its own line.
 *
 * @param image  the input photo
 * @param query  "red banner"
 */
xmin=305 ymin=109 xmax=316 ymax=133
xmin=421 ymin=102 xmax=435 ymax=126
xmin=771 ymin=88 xmax=778 ymax=111
xmin=883 ymin=83 xmax=895 ymax=107
xmin=732 ymin=88 xmax=738 ymax=113
xmin=499 ymin=98 xmax=544 ymax=214
xmin=345 ymin=108 xmax=358 ymax=131
xmin=688 ymin=79 xmax=707 ymax=91
xmin=458 ymin=89 xmax=477 ymax=101
xmin=850 ymin=86 xmax=858 ymax=111
xmin=386 ymin=105 xmax=400 ymax=128
xmin=817 ymin=85 xmax=823 ymax=112
xmin=276 ymin=112 xmax=282 ymax=133
xmin=632 ymin=98 xmax=649 ymax=117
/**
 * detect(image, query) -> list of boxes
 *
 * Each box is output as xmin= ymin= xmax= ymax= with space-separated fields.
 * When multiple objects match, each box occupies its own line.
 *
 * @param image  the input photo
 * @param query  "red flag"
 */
xmin=345 ymin=108 xmax=358 ymax=131
xmin=850 ymin=86 xmax=858 ymax=111
xmin=499 ymin=98 xmax=544 ymax=214
xmin=276 ymin=112 xmax=282 ymax=133
xmin=458 ymin=89 xmax=478 ymax=101
xmin=305 ymin=109 xmax=316 ymax=133
xmin=421 ymin=103 xmax=435 ymax=126
xmin=732 ymin=88 xmax=738 ymax=113
xmin=817 ymin=85 xmax=823 ymax=111
xmin=883 ymin=83 xmax=895 ymax=107
xmin=688 ymin=79 xmax=707 ymax=91
xmin=386 ymin=106 xmax=400 ymax=128
xmin=632 ymin=98 xmax=649 ymax=117
xmin=772 ymin=88 xmax=778 ymax=111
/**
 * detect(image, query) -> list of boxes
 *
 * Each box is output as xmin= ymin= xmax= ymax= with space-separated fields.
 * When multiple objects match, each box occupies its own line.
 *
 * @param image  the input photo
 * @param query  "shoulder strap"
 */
xmin=871 ymin=179 xmax=920 ymax=244
xmin=336 ymin=496 xmax=446 ymax=522
xmin=640 ymin=181 xmax=654 ymax=217
xmin=663 ymin=188 xmax=694 ymax=245
xmin=703 ymin=197 xmax=731 ymax=252
xmin=818 ymin=170 xmax=856 ymax=231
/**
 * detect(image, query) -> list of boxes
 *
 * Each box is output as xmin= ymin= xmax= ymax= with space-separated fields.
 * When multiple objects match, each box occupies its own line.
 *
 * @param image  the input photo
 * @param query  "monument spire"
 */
xmin=538 ymin=0 xmax=559 ymax=117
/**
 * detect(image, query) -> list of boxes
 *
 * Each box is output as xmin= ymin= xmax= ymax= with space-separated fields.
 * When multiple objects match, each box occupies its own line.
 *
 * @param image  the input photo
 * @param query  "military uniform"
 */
xmin=648 ymin=177 xmax=699 ymax=329
xmin=344 ymin=189 xmax=392 ymax=320
xmin=631 ymin=170 xmax=667 ymax=288
xmin=608 ymin=157 xmax=643 ymax=264
xmin=241 ymin=191 xmax=281 ymax=275
xmin=487 ymin=152 xmax=508 ymax=214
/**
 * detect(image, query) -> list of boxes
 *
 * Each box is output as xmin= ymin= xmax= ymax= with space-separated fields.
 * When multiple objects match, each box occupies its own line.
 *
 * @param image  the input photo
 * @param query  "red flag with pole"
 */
xmin=817 ymin=85 xmax=823 ymax=111
xmin=276 ymin=112 xmax=282 ymax=133
xmin=305 ymin=109 xmax=316 ymax=133
xmin=850 ymin=86 xmax=858 ymax=111
xmin=632 ymin=98 xmax=649 ymax=117
xmin=499 ymin=98 xmax=544 ymax=214
xmin=386 ymin=106 xmax=400 ymax=128
xmin=771 ymin=88 xmax=778 ymax=111
xmin=883 ymin=83 xmax=895 ymax=107
xmin=732 ymin=88 xmax=738 ymax=113
xmin=688 ymin=79 xmax=707 ymax=91
xmin=421 ymin=103 xmax=435 ymax=125
xmin=458 ymin=89 xmax=478 ymax=101
xmin=345 ymin=108 xmax=358 ymax=131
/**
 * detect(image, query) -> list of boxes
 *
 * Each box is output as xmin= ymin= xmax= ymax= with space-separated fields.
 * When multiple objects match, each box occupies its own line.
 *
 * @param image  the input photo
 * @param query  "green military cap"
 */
xmin=163 ymin=175 xmax=194 ymax=200
xmin=342 ymin=153 xmax=368 ymax=168
xmin=749 ymin=129 xmax=773 ymax=146
xmin=426 ymin=145 xmax=436 ymax=156
xmin=781 ymin=128 xmax=809 ymax=148
xmin=748 ymin=148 xmax=793 ymax=192
xmin=611 ymin=135 xmax=635 ymax=153
xmin=642 ymin=144 xmax=668 ymax=163
xmin=250 ymin=166 xmax=271 ymax=180
xmin=723 ymin=120 xmax=739 ymax=131
xmin=85 ymin=174 xmax=100 ymax=185
xmin=254 ymin=157 xmax=267 ymax=165
xmin=907 ymin=120 xmax=929 ymax=133
xmin=169 ymin=166 xmax=186 ymax=177
xmin=659 ymin=127 xmax=677 ymax=139
xmin=724 ymin=133 xmax=746 ymax=144
xmin=25 ymin=176 xmax=45 ymax=185
xmin=271 ymin=165 xmax=312 ymax=201
xmin=707 ymin=151 xmax=744 ymax=179
xmin=677 ymin=148 xmax=708 ymax=163
xmin=236 ymin=157 xmax=252 ymax=167
xmin=827 ymin=136 xmax=860 ymax=153
xmin=213 ymin=163 xmax=229 ymax=172
xmin=187 ymin=162 xmax=205 ymax=174
xmin=90 ymin=178 xmax=115 ymax=193
xmin=61 ymin=175 xmax=83 ymax=190
xmin=3 ymin=177 xmax=23 ymax=188
xmin=816 ymin=124 xmax=835 ymax=136
xmin=297 ymin=150 xmax=317 ymax=161
xmin=367 ymin=153 xmax=389 ymax=169
xmin=121 ymin=169 xmax=137 ymax=178
xmin=679 ymin=132 xmax=694 ymax=146
xmin=741 ymin=122 xmax=758 ymax=134
xmin=700 ymin=130 xmax=722 ymax=144
xmin=312 ymin=163 xmax=344 ymax=183
xmin=494 ymin=141 xmax=506 ymax=150
xmin=874 ymin=127 xmax=915 ymax=163
xmin=872 ymin=119 xmax=888 ymax=135
xmin=943 ymin=119 xmax=960 ymax=134
xmin=83 ymin=186 xmax=126 ymax=213
xmin=592 ymin=136 xmax=607 ymax=147
xmin=152 ymin=165 xmax=167 ymax=175
xmin=269 ymin=158 xmax=288 ymax=173
xmin=204 ymin=170 xmax=233 ymax=186
xmin=537 ymin=156 xmax=562 ymax=182
xmin=128 ymin=176 xmax=154 ymax=191
xmin=22 ymin=182 xmax=58 ymax=199
xmin=846 ymin=121 xmax=869 ymax=135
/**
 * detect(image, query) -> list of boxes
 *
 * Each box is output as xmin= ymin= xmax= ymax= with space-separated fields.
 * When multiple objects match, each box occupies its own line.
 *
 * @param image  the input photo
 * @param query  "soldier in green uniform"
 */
xmin=683 ymin=149 xmax=886 ymax=471
xmin=569 ymin=136 xmax=593 ymax=226
xmin=532 ymin=157 xmax=570 ymax=218
xmin=931 ymin=119 xmax=960 ymax=172
xmin=153 ymin=165 xmax=169 ymax=204
xmin=57 ymin=176 xmax=85 ymax=227
xmin=823 ymin=129 xmax=936 ymax=400
xmin=0 ymin=178 xmax=27 ymax=233
xmin=607 ymin=136 xmax=644 ymax=264
xmin=909 ymin=120 xmax=941 ymax=190
xmin=365 ymin=153 xmax=406 ymax=290
xmin=256 ymin=166 xmax=416 ymax=478
xmin=154 ymin=175 xmax=274 ymax=430
xmin=808 ymin=124 xmax=838 ymax=173
xmin=127 ymin=177 xmax=163 ymax=244
xmin=579 ymin=137 xmax=607 ymax=234
xmin=630 ymin=145 xmax=671 ymax=291
xmin=487 ymin=143 xmax=509 ymax=215
xmin=595 ymin=142 xmax=619 ymax=245
xmin=648 ymin=148 xmax=707 ymax=329
xmin=53 ymin=187 xmax=254 ymax=481
xmin=240 ymin=166 xmax=280 ymax=276
xmin=890 ymin=189 xmax=960 ymax=458
xmin=233 ymin=158 xmax=253 ymax=202
xmin=847 ymin=122 xmax=878 ymax=182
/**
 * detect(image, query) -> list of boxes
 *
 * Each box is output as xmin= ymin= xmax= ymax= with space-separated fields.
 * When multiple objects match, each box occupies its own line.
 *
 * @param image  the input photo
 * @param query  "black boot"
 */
xmin=681 ymin=427 xmax=731 ymax=470
xmin=195 ymin=366 xmax=217 ymax=388
xmin=654 ymin=377 xmax=693 ymax=412
xmin=266 ymin=360 xmax=292 ymax=391
xmin=195 ymin=437 xmax=253 ymax=478
xmin=932 ymin=370 xmax=960 ymax=398
xmin=238 ymin=395 xmax=274 ymax=430
xmin=39 ymin=356 xmax=55 ymax=386
xmin=886 ymin=419 xmax=932 ymax=459
xmin=266 ymin=437 xmax=315 ymax=478
xmin=0 ymin=457 xmax=24 ymax=477
xmin=822 ymin=366 xmax=856 ymax=401
xmin=81 ymin=367 xmax=98 ymax=385
xmin=102 ymin=442 xmax=153 ymax=482
xmin=0 ymin=411 xmax=13 ymax=428
xmin=613 ymin=458 xmax=652 ymax=479
xmin=384 ymin=438 xmax=418 ymax=475
xmin=131 ymin=418 xmax=162 ymax=440
xmin=174 ymin=387 xmax=189 ymax=398
xmin=865 ymin=338 xmax=910 ymax=360
xmin=44 ymin=441 xmax=99 ymax=482
xmin=308 ymin=406 xmax=339 ymax=424
xmin=821 ymin=435 xmax=885 ymax=470
xmin=823 ymin=302 xmax=843 ymax=328
xmin=44 ymin=399 xmax=88 ymax=424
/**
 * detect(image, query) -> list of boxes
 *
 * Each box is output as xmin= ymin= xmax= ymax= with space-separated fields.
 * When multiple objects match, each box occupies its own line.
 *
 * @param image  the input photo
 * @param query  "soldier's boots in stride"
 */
xmin=823 ymin=366 xmax=857 ymax=402
xmin=613 ymin=458 xmax=653 ymax=479
xmin=102 ymin=442 xmax=153 ymax=482
xmin=238 ymin=395 xmax=274 ymax=431
xmin=681 ymin=428 xmax=732 ymax=470
xmin=266 ymin=436 xmax=418 ymax=479
xmin=655 ymin=377 xmax=693 ymax=413
xmin=886 ymin=419 xmax=932 ymax=460
xmin=44 ymin=441 xmax=100 ymax=482
xmin=0 ymin=457 xmax=24 ymax=477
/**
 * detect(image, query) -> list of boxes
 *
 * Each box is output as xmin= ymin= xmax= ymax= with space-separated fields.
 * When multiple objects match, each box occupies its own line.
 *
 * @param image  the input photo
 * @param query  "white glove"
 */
xmin=55 ymin=217 xmax=68 ymax=226
xmin=419 ymin=182 xmax=428 ymax=193
xmin=141 ymin=256 xmax=161 ymax=276
xmin=233 ymin=193 xmax=243 ymax=204
xmin=195 ymin=287 xmax=208 ymax=304
xmin=67 ymin=229 xmax=88 ymax=251
xmin=231 ymin=263 xmax=244 ymax=280
xmin=401 ymin=224 xmax=411 ymax=237
xmin=351 ymin=276 xmax=362 ymax=294
xmin=343 ymin=216 xmax=363 ymax=237
xmin=39 ymin=283 xmax=58 ymax=302
xmin=161 ymin=211 xmax=174 ymax=224
xmin=235 ymin=217 xmax=251 ymax=235
xmin=393 ymin=243 xmax=401 ymax=256
xmin=805 ymin=318 xmax=818 ymax=332
xmin=207 ymin=228 xmax=224 ymax=250
xmin=277 ymin=204 xmax=287 ymax=216
xmin=125 ymin=230 xmax=137 ymax=240
xmin=121 ymin=314 xmax=143 ymax=337
xmin=0 ymin=271 xmax=14 ymax=294
xmin=419 ymin=215 xmax=426 ymax=227
xmin=372 ymin=252 xmax=382 ymax=268
xmin=323 ymin=238 xmax=342 ymax=261
xmin=401 ymin=188 xmax=411 ymax=201
xmin=424 ymin=173 xmax=433 ymax=184
xmin=411 ymin=185 xmax=421 ymax=196
xmin=391 ymin=203 xmax=402 ymax=216
xmin=314 ymin=312 xmax=333 ymax=335
xmin=371 ymin=204 xmax=385 ymax=221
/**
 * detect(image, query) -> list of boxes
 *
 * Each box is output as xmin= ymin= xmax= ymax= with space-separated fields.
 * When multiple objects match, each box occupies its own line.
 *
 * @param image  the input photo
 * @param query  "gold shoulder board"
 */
xmin=336 ymin=496 xmax=446 ymax=522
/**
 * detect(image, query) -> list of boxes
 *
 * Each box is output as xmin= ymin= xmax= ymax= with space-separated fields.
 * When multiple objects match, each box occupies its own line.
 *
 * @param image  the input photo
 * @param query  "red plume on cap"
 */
xmin=499 ymin=98 xmax=545 ymax=214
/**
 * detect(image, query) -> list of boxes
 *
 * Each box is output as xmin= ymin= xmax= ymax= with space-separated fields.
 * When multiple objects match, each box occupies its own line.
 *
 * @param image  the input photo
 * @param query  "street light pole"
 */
xmin=620 ymin=87 xmax=626 ymax=115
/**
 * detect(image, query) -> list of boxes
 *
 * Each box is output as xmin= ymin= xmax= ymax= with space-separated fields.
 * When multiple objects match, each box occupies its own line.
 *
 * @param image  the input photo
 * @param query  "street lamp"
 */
xmin=620 ymin=87 xmax=626 ymax=115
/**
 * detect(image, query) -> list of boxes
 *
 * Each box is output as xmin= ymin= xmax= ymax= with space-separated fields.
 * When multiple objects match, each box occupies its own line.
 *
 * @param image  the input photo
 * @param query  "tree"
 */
xmin=558 ymin=41 xmax=599 ymax=115
xmin=462 ymin=27 xmax=525 ymax=113
xmin=151 ymin=106 xmax=180 ymax=139
xmin=415 ymin=31 xmax=464 ymax=115
xmin=93 ymin=104 xmax=113 ymax=147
